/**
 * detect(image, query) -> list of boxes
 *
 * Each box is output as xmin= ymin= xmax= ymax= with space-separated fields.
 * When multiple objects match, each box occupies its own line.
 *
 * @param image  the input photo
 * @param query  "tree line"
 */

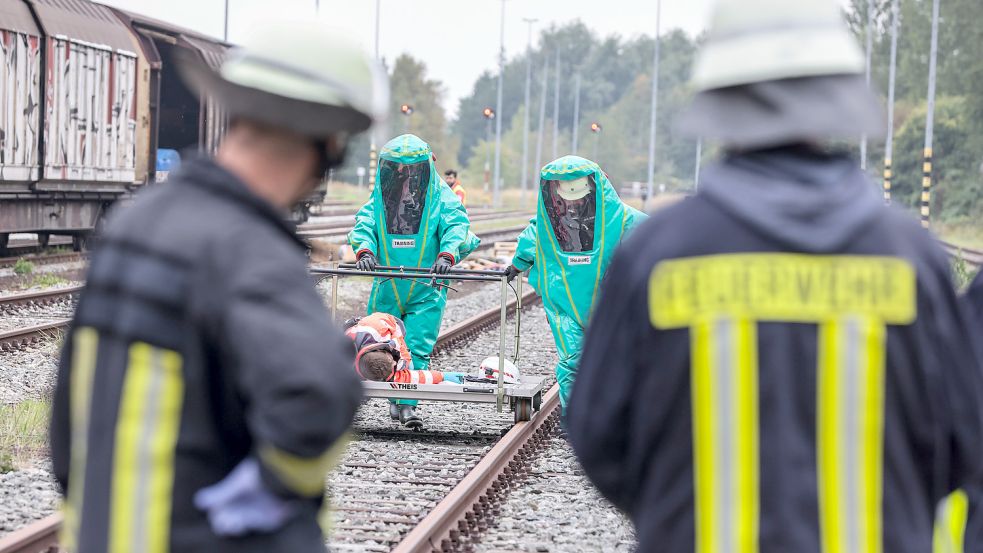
xmin=335 ymin=2 xmax=982 ymax=221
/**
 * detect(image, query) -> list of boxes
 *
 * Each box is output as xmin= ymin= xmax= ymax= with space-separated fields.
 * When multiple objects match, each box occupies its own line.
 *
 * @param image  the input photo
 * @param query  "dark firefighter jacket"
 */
xmin=50 ymin=158 xmax=363 ymax=553
xmin=568 ymin=146 xmax=983 ymax=553
xmin=956 ymin=269 xmax=983 ymax=553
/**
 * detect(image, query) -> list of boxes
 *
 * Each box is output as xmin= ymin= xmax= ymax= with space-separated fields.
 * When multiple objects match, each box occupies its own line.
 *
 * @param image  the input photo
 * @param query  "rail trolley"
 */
xmin=311 ymin=264 xmax=547 ymax=424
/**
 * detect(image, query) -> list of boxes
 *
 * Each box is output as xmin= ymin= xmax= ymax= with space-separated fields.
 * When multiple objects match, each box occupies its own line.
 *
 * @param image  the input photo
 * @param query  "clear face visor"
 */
xmin=541 ymin=175 xmax=597 ymax=253
xmin=379 ymin=159 xmax=429 ymax=235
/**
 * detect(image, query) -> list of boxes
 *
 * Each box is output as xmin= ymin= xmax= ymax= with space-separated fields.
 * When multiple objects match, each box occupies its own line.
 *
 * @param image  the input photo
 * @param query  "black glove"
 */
xmin=356 ymin=252 xmax=377 ymax=271
xmin=504 ymin=265 xmax=521 ymax=283
xmin=431 ymin=255 xmax=453 ymax=275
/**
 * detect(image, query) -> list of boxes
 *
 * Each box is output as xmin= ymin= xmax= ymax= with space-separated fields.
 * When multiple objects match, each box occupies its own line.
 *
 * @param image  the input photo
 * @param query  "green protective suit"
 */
xmin=511 ymin=156 xmax=647 ymax=410
xmin=348 ymin=134 xmax=479 ymax=405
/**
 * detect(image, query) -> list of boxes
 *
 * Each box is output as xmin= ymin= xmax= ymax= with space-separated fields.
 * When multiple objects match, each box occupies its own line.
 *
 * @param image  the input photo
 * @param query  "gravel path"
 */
xmin=0 ymin=302 xmax=76 ymax=333
xmin=0 ymin=464 xmax=59 ymax=537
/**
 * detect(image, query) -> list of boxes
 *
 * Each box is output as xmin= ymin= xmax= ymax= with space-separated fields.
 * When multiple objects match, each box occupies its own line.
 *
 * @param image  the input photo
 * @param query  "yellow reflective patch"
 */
xmin=61 ymin=327 xmax=100 ymax=551
xmin=259 ymin=435 xmax=350 ymax=498
xmin=649 ymin=254 xmax=916 ymax=329
xmin=817 ymin=317 xmax=885 ymax=553
xmin=110 ymin=342 xmax=184 ymax=553
xmin=691 ymin=317 xmax=759 ymax=553
xmin=933 ymin=490 xmax=969 ymax=553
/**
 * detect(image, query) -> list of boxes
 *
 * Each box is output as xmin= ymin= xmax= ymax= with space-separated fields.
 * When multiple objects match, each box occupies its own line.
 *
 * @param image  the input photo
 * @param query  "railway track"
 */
xmin=0 ymin=287 xmax=83 ymax=351
xmin=0 ymin=286 xmax=552 ymax=553
xmin=942 ymin=240 xmax=983 ymax=270
xmin=0 ymin=252 xmax=87 ymax=271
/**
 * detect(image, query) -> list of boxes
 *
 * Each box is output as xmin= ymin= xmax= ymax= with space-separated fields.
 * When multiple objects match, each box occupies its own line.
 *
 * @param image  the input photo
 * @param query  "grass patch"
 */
xmin=13 ymin=258 xmax=34 ymax=276
xmin=0 ymin=399 xmax=50 ymax=472
xmin=31 ymin=274 xmax=67 ymax=288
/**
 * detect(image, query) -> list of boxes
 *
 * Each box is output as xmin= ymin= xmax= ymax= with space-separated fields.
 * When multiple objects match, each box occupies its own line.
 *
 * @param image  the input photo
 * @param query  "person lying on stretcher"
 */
xmin=344 ymin=313 xmax=465 ymax=385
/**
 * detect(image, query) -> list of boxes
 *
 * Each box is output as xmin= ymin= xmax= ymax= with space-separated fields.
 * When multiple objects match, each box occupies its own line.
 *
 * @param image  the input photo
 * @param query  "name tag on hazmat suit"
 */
xmin=567 ymin=255 xmax=592 ymax=266
xmin=392 ymin=239 xmax=416 ymax=249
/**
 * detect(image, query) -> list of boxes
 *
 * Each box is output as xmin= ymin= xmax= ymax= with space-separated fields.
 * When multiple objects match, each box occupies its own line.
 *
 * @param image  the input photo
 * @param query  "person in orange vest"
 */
xmin=444 ymin=169 xmax=467 ymax=207
xmin=344 ymin=313 xmax=464 ymax=427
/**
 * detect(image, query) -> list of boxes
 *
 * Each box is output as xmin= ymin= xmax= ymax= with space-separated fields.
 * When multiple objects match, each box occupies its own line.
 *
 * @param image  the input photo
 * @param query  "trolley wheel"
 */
xmin=514 ymin=398 xmax=533 ymax=423
xmin=533 ymin=392 xmax=542 ymax=412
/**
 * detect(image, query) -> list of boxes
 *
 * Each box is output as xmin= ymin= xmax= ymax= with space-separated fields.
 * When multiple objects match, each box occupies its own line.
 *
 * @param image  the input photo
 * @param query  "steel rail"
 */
xmin=941 ymin=240 xmax=983 ymax=270
xmin=0 ymin=286 xmax=84 ymax=311
xmin=0 ymin=321 xmax=71 ymax=352
xmin=0 ymin=284 xmax=542 ymax=553
xmin=392 ymin=386 xmax=561 ymax=553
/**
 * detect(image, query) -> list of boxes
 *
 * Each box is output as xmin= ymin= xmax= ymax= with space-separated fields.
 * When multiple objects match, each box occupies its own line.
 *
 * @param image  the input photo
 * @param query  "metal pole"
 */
xmin=884 ymin=0 xmax=900 ymax=204
xmin=552 ymin=51 xmax=561 ymax=159
xmin=521 ymin=19 xmax=537 ymax=206
xmin=592 ymin=132 xmax=599 ymax=161
xmin=497 ymin=275 xmax=508 ymax=411
xmin=492 ymin=0 xmax=506 ymax=208
xmin=369 ymin=0 xmax=382 ymax=191
xmin=694 ymin=139 xmax=702 ymax=191
xmin=860 ymin=0 xmax=873 ymax=170
xmin=223 ymin=0 xmax=229 ymax=41
xmin=533 ymin=60 xmax=548 ymax=203
xmin=645 ymin=0 xmax=662 ymax=210
xmin=571 ymin=73 xmax=581 ymax=155
xmin=485 ymin=118 xmax=492 ymax=192
xmin=374 ymin=0 xmax=381 ymax=60
xmin=921 ymin=0 xmax=940 ymax=229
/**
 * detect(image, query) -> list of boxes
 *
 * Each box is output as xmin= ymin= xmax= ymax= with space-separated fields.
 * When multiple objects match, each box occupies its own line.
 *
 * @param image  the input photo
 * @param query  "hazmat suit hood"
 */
xmin=698 ymin=145 xmax=882 ymax=253
xmin=523 ymin=156 xmax=647 ymax=324
xmin=353 ymin=133 xmax=479 ymax=267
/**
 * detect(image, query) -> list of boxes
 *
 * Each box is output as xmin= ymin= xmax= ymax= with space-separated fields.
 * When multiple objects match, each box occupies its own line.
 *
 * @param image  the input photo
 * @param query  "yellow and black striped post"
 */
xmin=883 ymin=158 xmax=892 ymax=204
xmin=920 ymin=148 xmax=932 ymax=228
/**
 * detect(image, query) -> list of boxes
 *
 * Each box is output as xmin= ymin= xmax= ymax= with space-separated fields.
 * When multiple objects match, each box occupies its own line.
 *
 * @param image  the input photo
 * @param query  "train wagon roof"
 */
xmin=30 ymin=0 xmax=137 ymax=53
xmin=109 ymin=6 xmax=229 ymax=68
xmin=0 ymin=0 xmax=40 ymax=35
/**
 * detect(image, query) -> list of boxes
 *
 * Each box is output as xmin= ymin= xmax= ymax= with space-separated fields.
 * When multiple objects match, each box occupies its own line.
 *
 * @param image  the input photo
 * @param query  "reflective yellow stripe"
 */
xmin=61 ymin=327 xmax=99 ymax=551
xmin=818 ymin=317 xmax=884 ymax=553
xmin=692 ymin=316 xmax=759 ymax=553
xmin=934 ymin=490 xmax=969 ymax=553
xmin=110 ymin=343 xmax=184 ymax=553
xmin=588 ymin=184 xmax=607 ymax=315
xmin=259 ymin=435 xmax=350 ymax=498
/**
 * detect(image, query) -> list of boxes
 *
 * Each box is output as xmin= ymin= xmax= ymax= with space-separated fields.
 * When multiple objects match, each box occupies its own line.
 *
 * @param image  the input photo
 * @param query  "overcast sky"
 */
xmin=98 ymin=0 xmax=719 ymax=116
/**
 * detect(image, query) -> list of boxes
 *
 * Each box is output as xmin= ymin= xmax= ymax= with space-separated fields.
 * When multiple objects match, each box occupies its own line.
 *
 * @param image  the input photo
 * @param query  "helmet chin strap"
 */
xmin=313 ymin=135 xmax=349 ymax=179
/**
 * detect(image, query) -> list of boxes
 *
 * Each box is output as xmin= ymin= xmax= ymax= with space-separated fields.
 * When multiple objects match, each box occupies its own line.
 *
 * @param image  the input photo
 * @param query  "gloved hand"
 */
xmin=431 ymin=255 xmax=453 ymax=275
xmin=194 ymin=458 xmax=297 ymax=537
xmin=356 ymin=252 xmax=377 ymax=272
xmin=442 ymin=371 xmax=465 ymax=384
xmin=504 ymin=265 xmax=522 ymax=283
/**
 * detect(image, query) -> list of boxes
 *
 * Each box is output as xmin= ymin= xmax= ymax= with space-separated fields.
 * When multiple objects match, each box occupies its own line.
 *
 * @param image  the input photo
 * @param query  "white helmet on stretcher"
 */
xmin=475 ymin=357 xmax=520 ymax=384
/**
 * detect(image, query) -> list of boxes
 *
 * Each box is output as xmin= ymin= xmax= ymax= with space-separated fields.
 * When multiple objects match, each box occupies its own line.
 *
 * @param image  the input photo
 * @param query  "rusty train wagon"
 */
xmin=0 ymin=0 xmax=229 ymax=253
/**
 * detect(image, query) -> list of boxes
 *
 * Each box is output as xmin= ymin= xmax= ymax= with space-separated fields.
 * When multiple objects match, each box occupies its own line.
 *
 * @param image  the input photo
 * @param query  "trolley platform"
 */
xmin=311 ymin=263 xmax=544 ymax=422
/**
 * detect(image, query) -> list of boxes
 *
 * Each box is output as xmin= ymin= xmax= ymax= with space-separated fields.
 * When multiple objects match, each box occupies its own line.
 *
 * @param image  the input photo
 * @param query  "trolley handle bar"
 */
xmin=311 ymin=267 xmax=504 ymax=283
xmin=336 ymin=263 xmax=506 ymax=277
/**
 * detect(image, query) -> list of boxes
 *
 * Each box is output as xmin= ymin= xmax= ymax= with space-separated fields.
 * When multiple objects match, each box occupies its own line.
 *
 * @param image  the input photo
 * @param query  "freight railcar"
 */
xmin=0 ymin=0 xmax=231 ymax=253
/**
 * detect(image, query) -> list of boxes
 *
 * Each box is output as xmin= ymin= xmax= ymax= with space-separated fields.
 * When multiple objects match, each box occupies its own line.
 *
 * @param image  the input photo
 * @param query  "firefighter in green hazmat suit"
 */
xmin=505 ymin=155 xmax=647 ymax=411
xmin=348 ymin=134 xmax=479 ymax=427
